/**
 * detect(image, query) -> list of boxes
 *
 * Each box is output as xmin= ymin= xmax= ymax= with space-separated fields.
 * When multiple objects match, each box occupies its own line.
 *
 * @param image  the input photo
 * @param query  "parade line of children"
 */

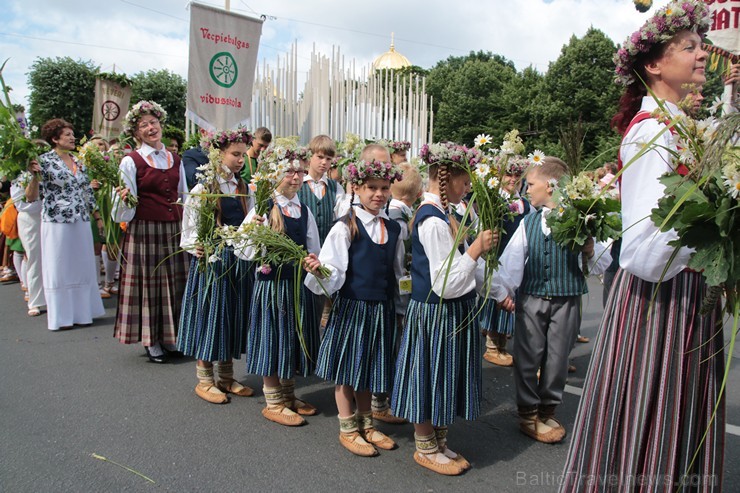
xmin=145 ymin=113 xmax=614 ymax=477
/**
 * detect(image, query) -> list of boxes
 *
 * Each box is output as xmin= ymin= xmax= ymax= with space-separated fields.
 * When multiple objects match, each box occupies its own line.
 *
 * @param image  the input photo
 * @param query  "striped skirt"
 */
xmin=559 ymin=269 xmax=725 ymax=493
xmin=246 ymin=277 xmax=320 ymax=379
xmin=113 ymin=220 xmax=189 ymax=346
xmin=391 ymin=297 xmax=482 ymax=426
xmin=315 ymin=296 xmax=395 ymax=393
xmin=478 ymin=298 xmax=515 ymax=336
xmin=177 ymin=247 xmax=255 ymax=361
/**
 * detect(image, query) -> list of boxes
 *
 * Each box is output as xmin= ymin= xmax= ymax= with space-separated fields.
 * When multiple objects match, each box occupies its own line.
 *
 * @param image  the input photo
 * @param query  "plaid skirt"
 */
xmin=315 ymin=296 xmax=395 ymax=393
xmin=177 ymin=247 xmax=254 ymax=361
xmin=391 ymin=297 xmax=482 ymax=426
xmin=246 ymin=276 xmax=320 ymax=379
xmin=113 ymin=220 xmax=188 ymax=346
xmin=559 ymin=269 xmax=725 ymax=492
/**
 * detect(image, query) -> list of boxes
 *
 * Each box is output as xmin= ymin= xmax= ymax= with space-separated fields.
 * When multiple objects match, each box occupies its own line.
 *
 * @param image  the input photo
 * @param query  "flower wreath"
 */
xmin=388 ymin=140 xmax=411 ymax=154
xmin=343 ymin=159 xmax=403 ymax=185
xmin=257 ymin=145 xmax=304 ymax=175
xmin=504 ymin=155 xmax=530 ymax=176
xmin=201 ymin=127 xmax=253 ymax=152
xmin=294 ymin=145 xmax=312 ymax=162
xmin=123 ymin=100 xmax=167 ymax=136
xmin=419 ymin=141 xmax=481 ymax=170
xmin=614 ymin=0 xmax=710 ymax=87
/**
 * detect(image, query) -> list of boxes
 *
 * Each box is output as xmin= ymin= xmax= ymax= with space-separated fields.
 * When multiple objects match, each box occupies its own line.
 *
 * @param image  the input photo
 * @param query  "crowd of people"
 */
xmin=1 ymin=0 xmax=738 ymax=488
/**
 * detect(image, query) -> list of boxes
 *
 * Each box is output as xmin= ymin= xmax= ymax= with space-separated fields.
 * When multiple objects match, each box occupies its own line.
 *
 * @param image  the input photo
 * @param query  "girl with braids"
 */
xmin=559 ymin=2 xmax=725 ymax=490
xmin=235 ymin=150 xmax=321 ymax=427
xmin=391 ymin=144 xmax=495 ymax=476
xmin=177 ymin=128 xmax=255 ymax=404
xmin=304 ymin=145 xmax=404 ymax=457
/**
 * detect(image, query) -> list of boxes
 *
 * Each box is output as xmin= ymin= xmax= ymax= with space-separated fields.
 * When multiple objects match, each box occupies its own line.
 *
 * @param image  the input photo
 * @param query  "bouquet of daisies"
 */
xmin=546 ymin=170 xmax=622 ymax=274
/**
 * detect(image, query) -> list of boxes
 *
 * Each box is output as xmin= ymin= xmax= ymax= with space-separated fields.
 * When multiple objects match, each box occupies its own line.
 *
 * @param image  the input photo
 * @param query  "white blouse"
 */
xmin=619 ymin=97 xmax=692 ymax=282
xmin=234 ymin=193 xmax=320 ymax=261
xmin=304 ymin=206 xmax=406 ymax=296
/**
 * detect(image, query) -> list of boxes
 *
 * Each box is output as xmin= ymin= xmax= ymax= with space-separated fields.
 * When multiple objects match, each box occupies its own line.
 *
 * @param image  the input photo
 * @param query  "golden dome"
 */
xmin=372 ymin=33 xmax=411 ymax=70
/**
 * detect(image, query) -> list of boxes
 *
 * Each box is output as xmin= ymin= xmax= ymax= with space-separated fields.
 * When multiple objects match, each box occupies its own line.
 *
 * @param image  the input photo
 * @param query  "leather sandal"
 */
xmin=292 ymin=398 xmax=318 ymax=416
xmin=217 ymin=380 xmax=254 ymax=397
xmin=483 ymin=348 xmax=514 ymax=367
xmin=361 ymin=427 xmax=396 ymax=450
xmin=27 ymin=307 xmax=41 ymax=317
xmin=261 ymin=405 xmax=305 ymax=426
xmin=194 ymin=383 xmax=228 ymax=404
xmin=413 ymin=451 xmax=464 ymax=476
xmin=339 ymin=432 xmax=378 ymax=457
xmin=519 ymin=417 xmax=566 ymax=443
xmin=372 ymin=408 xmax=407 ymax=424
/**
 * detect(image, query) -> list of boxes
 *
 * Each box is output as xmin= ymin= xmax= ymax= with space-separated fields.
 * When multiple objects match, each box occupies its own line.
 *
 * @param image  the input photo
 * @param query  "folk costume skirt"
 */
xmin=478 ymin=298 xmax=515 ymax=336
xmin=177 ymin=247 xmax=254 ymax=361
xmin=41 ymin=220 xmax=105 ymax=330
xmin=559 ymin=269 xmax=725 ymax=493
xmin=315 ymin=296 xmax=395 ymax=393
xmin=391 ymin=297 xmax=482 ymax=426
xmin=246 ymin=276 xmax=320 ymax=379
xmin=114 ymin=219 xmax=188 ymax=346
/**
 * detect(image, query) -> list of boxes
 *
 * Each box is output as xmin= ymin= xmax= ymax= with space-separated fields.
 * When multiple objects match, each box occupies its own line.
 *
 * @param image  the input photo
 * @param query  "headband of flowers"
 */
xmin=123 ymin=100 xmax=167 ymax=135
xmin=419 ymin=141 xmax=481 ymax=170
xmin=343 ymin=158 xmax=403 ymax=185
xmin=387 ymin=140 xmax=411 ymax=153
xmin=294 ymin=145 xmax=312 ymax=162
xmin=614 ymin=0 xmax=710 ymax=87
xmin=504 ymin=155 xmax=530 ymax=176
xmin=257 ymin=144 xmax=304 ymax=175
xmin=201 ymin=127 xmax=253 ymax=153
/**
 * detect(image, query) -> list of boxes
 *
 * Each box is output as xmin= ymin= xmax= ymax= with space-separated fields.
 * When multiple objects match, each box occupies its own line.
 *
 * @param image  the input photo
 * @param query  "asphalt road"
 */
xmin=1 ymin=277 xmax=738 ymax=492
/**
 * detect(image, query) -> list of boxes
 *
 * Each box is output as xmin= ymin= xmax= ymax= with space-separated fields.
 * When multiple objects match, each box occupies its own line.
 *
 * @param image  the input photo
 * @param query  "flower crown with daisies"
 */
xmin=343 ymin=159 xmax=403 ymax=185
xmin=614 ymin=0 xmax=710 ymax=87
xmin=387 ymin=140 xmax=411 ymax=153
xmin=201 ymin=127 xmax=253 ymax=152
xmin=419 ymin=141 xmax=481 ymax=170
xmin=504 ymin=155 xmax=531 ymax=176
xmin=123 ymin=100 xmax=167 ymax=136
xmin=257 ymin=144 xmax=304 ymax=175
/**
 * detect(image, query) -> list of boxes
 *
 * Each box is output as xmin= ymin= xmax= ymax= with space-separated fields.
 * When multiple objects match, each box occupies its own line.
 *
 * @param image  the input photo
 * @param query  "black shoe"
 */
xmin=162 ymin=347 xmax=184 ymax=358
xmin=145 ymin=347 xmax=168 ymax=364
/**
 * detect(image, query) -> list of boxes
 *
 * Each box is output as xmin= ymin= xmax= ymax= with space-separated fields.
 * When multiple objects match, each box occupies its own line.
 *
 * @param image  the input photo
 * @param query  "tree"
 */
xmin=27 ymin=57 xmax=98 ymax=137
xmin=426 ymin=51 xmax=518 ymax=144
xmin=542 ymin=28 xmax=622 ymax=165
xmin=131 ymin=69 xmax=187 ymax=130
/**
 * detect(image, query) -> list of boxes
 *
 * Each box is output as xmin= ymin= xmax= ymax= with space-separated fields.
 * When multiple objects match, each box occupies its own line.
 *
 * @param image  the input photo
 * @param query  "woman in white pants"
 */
xmin=10 ymin=172 xmax=45 ymax=316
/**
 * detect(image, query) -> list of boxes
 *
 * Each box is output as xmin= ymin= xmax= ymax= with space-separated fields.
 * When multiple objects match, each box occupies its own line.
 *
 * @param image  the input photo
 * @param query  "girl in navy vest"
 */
xmin=391 ymin=150 xmax=495 ymax=476
xmin=492 ymin=157 xmax=611 ymax=445
xmin=235 ymin=149 xmax=321 ymax=427
xmin=480 ymin=155 xmax=531 ymax=367
xmin=177 ymin=128 xmax=255 ymax=404
xmin=560 ymin=2 xmax=726 ymax=489
xmin=113 ymin=101 xmax=189 ymax=363
xmin=305 ymin=144 xmax=404 ymax=457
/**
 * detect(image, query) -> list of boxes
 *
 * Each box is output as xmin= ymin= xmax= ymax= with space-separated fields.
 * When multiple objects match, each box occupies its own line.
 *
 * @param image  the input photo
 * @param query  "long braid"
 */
xmin=343 ymin=190 xmax=359 ymax=240
xmin=437 ymin=163 xmax=460 ymax=242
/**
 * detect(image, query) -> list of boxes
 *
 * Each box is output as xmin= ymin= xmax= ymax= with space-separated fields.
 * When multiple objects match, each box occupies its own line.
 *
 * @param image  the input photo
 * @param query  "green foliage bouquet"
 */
xmin=546 ymin=171 xmax=622 ymax=274
xmin=0 ymin=60 xmax=38 ymax=180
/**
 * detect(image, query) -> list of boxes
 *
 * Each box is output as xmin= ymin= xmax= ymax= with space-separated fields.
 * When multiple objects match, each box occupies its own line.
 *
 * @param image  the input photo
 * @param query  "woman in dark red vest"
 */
xmin=112 ymin=100 xmax=188 ymax=363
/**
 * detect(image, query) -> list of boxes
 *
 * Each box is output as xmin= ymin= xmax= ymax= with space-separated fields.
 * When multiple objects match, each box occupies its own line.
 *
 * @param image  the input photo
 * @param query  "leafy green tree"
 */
xmin=27 ymin=57 xmax=98 ymax=137
xmin=542 ymin=28 xmax=622 ymax=166
xmin=426 ymin=51 xmax=518 ymax=144
xmin=131 ymin=69 xmax=187 ymax=130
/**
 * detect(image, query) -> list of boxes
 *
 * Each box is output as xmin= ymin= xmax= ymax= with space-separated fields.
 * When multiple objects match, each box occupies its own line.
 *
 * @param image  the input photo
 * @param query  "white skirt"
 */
xmin=41 ymin=220 xmax=105 ymax=330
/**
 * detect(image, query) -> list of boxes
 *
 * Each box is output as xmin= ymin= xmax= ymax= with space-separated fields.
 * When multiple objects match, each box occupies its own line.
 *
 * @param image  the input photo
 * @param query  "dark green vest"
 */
xmin=521 ymin=210 xmax=587 ymax=297
xmin=297 ymin=177 xmax=338 ymax=244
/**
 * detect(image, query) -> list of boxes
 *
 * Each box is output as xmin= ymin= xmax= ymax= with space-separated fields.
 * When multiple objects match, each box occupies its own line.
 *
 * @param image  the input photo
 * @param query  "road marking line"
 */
xmin=564 ymin=385 xmax=740 ymax=437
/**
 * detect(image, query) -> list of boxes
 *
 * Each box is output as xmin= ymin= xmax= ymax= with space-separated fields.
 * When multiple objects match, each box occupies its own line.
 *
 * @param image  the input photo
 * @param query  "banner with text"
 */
xmin=187 ymin=3 xmax=262 ymax=131
xmin=705 ymin=0 xmax=740 ymax=55
xmin=92 ymin=78 xmax=132 ymax=140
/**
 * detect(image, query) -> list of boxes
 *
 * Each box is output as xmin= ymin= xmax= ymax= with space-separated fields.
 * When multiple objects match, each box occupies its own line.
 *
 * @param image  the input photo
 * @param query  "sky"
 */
xmin=0 ymin=0 xmax=662 ymax=109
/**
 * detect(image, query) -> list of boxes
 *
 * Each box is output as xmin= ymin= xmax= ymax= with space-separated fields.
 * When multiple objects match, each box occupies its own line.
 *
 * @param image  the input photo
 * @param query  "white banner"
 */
xmin=705 ymin=0 xmax=740 ymax=54
xmin=186 ymin=3 xmax=263 ymax=131
xmin=92 ymin=78 xmax=132 ymax=140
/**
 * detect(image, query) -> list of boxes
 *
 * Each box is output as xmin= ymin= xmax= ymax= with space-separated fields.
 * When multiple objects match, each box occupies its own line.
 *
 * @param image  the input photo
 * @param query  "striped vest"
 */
xmin=297 ymin=177 xmax=338 ymax=244
xmin=521 ymin=210 xmax=587 ymax=297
